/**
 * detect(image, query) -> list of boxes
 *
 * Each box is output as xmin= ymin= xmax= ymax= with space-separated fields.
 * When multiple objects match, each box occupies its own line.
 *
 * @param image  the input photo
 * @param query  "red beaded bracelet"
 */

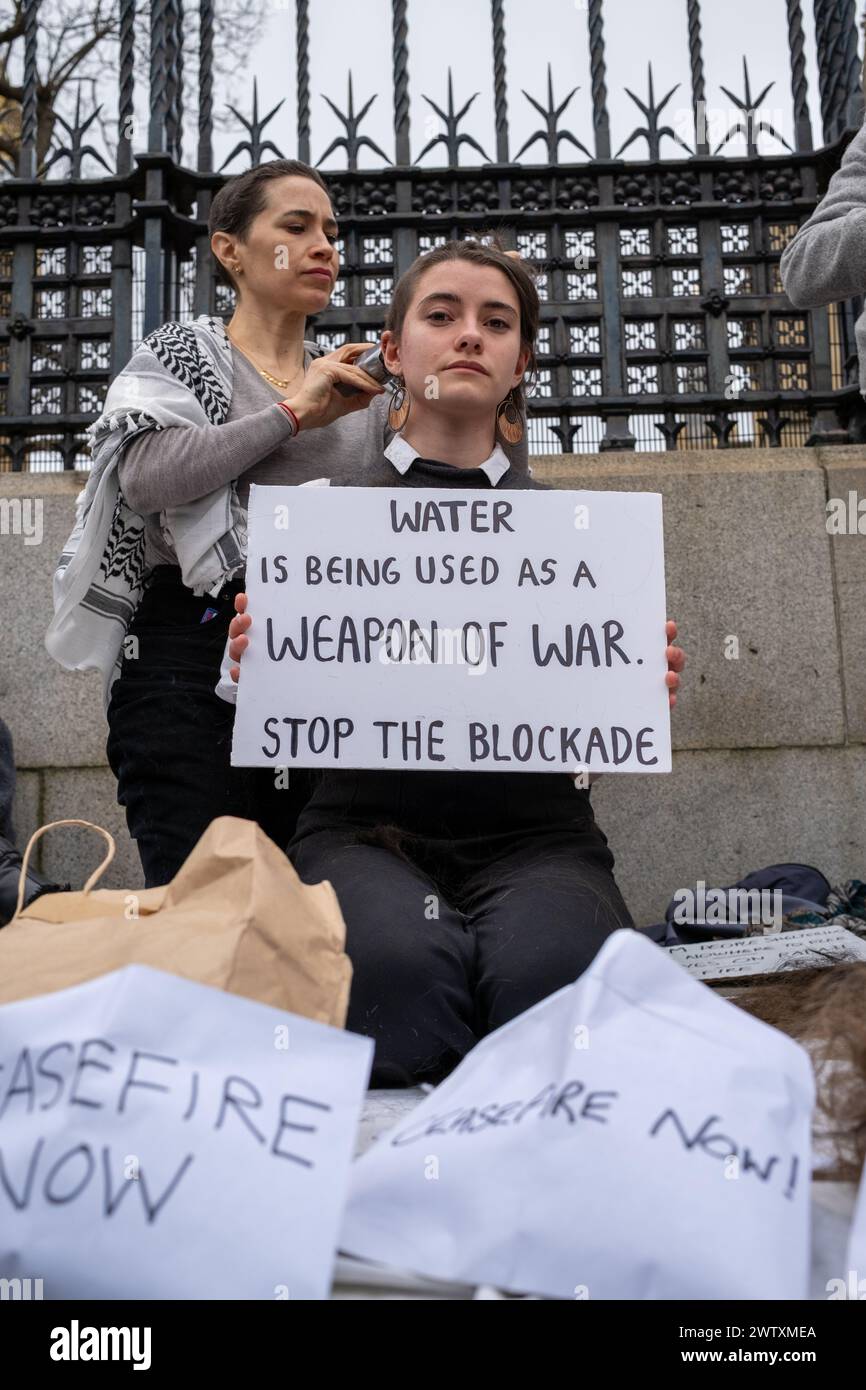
xmin=275 ymin=401 xmax=300 ymax=434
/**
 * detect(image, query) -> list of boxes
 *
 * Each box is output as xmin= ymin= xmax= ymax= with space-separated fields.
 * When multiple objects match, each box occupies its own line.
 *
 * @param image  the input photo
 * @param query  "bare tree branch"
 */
xmin=50 ymin=23 xmax=116 ymax=92
xmin=1 ymin=0 xmax=267 ymax=170
xmin=0 ymin=18 xmax=24 ymax=50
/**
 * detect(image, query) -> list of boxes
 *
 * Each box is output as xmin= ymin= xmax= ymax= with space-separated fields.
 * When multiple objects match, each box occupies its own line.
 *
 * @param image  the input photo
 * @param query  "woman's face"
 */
xmin=381 ymin=259 xmax=530 ymax=419
xmin=213 ymin=175 xmax=339 ymax=311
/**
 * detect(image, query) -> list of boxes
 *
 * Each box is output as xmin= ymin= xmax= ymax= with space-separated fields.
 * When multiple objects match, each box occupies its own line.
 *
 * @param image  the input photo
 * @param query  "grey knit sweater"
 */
xmin=780 ymin=119 xmax=866 ymax=394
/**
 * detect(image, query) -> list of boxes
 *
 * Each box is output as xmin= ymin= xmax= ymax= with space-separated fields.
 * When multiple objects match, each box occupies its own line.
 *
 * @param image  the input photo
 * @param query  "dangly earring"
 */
xmin=496 ymin=389 xmax=523 ymax=445
xmin=388 ymin=375 xmax=411 ymax=432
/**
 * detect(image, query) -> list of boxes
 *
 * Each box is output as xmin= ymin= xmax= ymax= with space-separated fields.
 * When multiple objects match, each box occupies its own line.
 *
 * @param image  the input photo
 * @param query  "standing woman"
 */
xmin=45 ymin=160 xmax=531 ymax=888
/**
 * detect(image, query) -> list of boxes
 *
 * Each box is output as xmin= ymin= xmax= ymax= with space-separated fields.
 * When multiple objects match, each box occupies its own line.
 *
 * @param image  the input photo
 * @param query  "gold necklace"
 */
xmin=226 ymin=331 xmax=305 ymax=391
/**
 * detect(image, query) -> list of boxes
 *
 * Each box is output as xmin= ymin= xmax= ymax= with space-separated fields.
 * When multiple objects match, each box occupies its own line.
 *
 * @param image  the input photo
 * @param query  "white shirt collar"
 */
xmin=384 ymin=432 xmax=511 ymax=486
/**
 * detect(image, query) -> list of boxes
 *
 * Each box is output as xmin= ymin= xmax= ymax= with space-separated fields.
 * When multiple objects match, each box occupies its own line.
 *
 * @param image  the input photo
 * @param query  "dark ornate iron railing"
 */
xmin=1 ymin=0 xmax=865 ymax=471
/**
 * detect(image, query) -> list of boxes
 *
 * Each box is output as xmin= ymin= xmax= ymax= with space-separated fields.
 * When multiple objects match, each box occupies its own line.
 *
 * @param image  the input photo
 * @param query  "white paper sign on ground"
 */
xmin=339 ymin=930 xmax=813 ymax=1301
xmin=0 ymin=966 xmax=373 ymax=1300
xmin=231 ymin=484 xmax=671 ymax=773
xmin=666 ymin=925 xmax=866 ymax=982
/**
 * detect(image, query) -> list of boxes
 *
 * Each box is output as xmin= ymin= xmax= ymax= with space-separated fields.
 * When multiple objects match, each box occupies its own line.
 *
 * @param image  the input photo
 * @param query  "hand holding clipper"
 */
xmin=333 ymin=345 xmax=393 ymax=397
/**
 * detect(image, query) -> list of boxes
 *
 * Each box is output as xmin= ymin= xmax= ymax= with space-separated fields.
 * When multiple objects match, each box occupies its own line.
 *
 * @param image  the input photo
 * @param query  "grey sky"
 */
xmin=206 ymin=0 xmax=838 ymax=174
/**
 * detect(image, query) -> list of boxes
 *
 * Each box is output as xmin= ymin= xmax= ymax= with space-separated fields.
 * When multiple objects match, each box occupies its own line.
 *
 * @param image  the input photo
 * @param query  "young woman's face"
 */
xmin=382 ymin=259 xmax=530 ymax=418
xmin=214 ymin=175 xmax=340 ymax=310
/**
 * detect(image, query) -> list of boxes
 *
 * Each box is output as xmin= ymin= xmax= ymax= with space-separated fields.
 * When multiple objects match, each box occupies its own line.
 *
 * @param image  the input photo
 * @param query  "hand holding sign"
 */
xmin=664 ymin=618 xmax=684 ymax=708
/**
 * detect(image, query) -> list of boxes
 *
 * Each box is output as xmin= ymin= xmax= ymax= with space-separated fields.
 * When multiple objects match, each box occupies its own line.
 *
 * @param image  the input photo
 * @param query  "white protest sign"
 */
xmin=0 ymin=965 xmax=373 ymax=1300
xmin=666 ymin=925 xmax=866 ymax=982
xmin=231 ymin=484 xmax=671 ymax=773
xmin=339 ymin=930 xmax=813 ymax=1300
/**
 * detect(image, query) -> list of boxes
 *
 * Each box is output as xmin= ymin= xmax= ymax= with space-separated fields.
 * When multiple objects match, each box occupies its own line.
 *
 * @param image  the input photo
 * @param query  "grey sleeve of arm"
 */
xmin=117 ymin=405 xmax=296 ymax=513
xmin=781 ymin=121 xmax=866 ymax=307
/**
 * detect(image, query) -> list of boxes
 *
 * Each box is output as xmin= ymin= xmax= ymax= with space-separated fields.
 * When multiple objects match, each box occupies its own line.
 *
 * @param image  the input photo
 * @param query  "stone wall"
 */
xmin=2 ymin=445 xmax=864 ymax=926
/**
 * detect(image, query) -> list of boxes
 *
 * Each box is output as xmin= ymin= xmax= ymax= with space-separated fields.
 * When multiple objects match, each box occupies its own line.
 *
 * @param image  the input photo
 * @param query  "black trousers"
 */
xmin=288 ymin=769 xmax=635 ymax=1088
xmin=105 ymin=566 xmax=315 ymax=888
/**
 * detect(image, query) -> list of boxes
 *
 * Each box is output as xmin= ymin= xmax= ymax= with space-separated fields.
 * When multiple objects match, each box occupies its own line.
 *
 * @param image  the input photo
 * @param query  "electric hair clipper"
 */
xmin=334 ymin=345 xmax=394 ymax=397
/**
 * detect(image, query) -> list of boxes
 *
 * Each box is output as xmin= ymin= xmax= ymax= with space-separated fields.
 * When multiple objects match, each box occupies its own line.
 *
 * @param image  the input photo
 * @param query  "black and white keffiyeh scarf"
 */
xmin=44 ymin=313 xmax=321 ymax=712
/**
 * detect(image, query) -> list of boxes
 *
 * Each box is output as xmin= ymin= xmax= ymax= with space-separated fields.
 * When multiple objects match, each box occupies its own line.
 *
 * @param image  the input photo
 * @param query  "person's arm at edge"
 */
xmin=781 ymin=118 xmax=866 ymax=307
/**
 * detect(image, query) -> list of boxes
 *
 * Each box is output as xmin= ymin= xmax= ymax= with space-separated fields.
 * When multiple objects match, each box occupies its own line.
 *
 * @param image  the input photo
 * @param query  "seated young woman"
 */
xmin=220 ymin=236 xmax=685 ymax=1088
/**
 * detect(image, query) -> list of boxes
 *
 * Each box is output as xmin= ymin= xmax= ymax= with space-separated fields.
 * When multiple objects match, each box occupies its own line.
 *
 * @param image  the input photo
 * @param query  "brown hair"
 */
xmin=383 ymin=233 xmax=539 ymax=413
xmin=208 ymin=159 xmax=333 ymax=292
xmin=735 ymin=962 xmax=866 ymax=1181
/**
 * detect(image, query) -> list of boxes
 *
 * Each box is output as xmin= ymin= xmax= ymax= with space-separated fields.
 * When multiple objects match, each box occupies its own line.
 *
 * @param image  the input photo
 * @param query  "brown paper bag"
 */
xmin=0 ymin=815 xmax=352 ymax=1026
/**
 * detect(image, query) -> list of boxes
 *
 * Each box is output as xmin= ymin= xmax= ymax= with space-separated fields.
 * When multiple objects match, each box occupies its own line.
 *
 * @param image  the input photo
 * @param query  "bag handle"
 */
xmin=15 ymin=819 xmax=117 ymax=919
